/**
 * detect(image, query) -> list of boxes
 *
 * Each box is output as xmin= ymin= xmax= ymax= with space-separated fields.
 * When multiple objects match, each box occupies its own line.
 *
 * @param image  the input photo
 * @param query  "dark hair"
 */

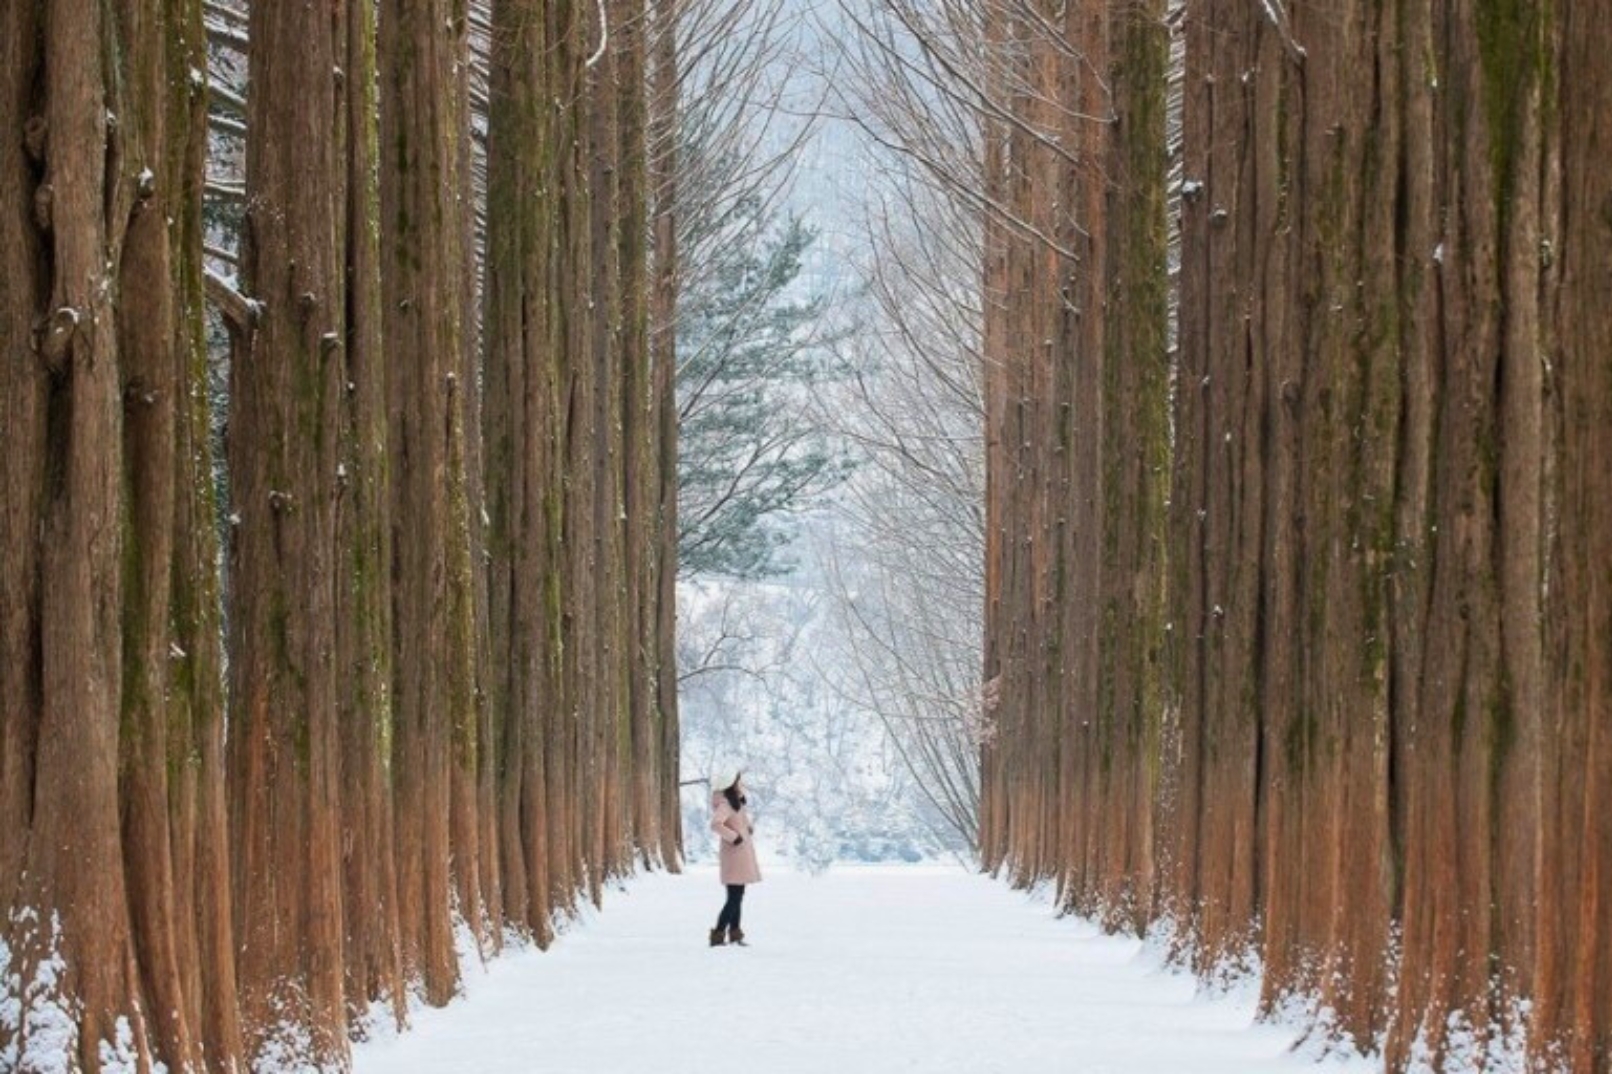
xmin=723 ymin=785 xmax=745 ymax=811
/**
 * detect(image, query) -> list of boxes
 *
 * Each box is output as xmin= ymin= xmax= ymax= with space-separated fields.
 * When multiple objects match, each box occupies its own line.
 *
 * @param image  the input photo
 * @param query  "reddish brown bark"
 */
xmin=19 ymin=0 xmax=142 ymax=1053
xmin=1 ymin=0 xmax=240 ymax=1068
xmin=621 ymin=0 xmax=663 ymax=865
xmin=2 ymin=0 xmax=676 ymax=1067
xmin=483 ymin=0 xmax=561 ymax=945
xmin=337 ymin=0 xmax=408 ymax=1030
xmin=479 ymin=0 xmax=678 ymax=952
xmin=1542 ymin=2 xmax=1612 ymax=1065
xmin=380 ymin=0 xmax=477 ymax=1003
xmin=230 ymin=0 xmax=350 ymax=1061
xmin=982 ymin=2 xmax=1611 ymax=1068
xmin=649 ymin=0 xmax=685 ymax=870
xmin=0 ymin=2 xmax=47 ymax=907
xmin=587 ymin=0 xmax=628 ymax=893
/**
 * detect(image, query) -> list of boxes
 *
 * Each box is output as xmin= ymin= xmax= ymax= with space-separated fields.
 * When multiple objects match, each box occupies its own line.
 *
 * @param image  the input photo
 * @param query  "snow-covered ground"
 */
xmin=354 ymin=865 xmax=1375 ymax=1074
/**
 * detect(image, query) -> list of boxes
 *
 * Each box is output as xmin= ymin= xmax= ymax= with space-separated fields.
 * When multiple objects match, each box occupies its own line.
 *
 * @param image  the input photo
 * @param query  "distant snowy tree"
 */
xmin=676 ymin=202 xmax=850 ymax=580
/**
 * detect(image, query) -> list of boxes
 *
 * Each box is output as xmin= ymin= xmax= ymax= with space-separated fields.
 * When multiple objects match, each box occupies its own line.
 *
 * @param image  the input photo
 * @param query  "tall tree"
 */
xmin=380 ymin=0 xmax=479 ymax=1001
xmin=1 ymin=0 xmax=240 ymax=1068
xmin=229 ymin=0 xmax=348 ymax=1057
xmin=335 ymin=0 xmax=407 ymax=1028
xmin=483 ymin=0 xmax=564 ymax=944
xmin=622 ymin=0 xmax=664 ymax=862
xmin=649 ymin=0 xmax=687 ymax=862
xmin=482 ymin=0 xmax=677 ymax=940
xmin=2 ymin=2 xmax=141 ymax=1061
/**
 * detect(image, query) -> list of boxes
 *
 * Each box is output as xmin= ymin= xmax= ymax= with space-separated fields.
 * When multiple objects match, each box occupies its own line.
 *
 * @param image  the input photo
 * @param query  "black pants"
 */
xmin=715 ymin=884 xmax=745 ymax=931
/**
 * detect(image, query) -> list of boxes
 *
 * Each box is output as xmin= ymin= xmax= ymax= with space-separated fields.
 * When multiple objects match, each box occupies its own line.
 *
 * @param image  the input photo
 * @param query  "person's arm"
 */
xmin=709 ymin=801 xmax=743 ymax=845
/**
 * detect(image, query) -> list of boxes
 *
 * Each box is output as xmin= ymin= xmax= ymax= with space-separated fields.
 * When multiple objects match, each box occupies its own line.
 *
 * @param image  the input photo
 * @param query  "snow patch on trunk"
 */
xmin=255 ymin=1016 xmax=321 ymax=1074
xmin=11 ymin=909 xmax=78 ymax=1074
xmin=1403 ymin=1000 xmax=1543 ymax=1074
xmin=2 ymin=910 xmax=168 ymax=1074
xmin=0 ymin=928 xmax=19 ymax=1070
xmin=96 ymin=1017 xmax=147 ymax=1074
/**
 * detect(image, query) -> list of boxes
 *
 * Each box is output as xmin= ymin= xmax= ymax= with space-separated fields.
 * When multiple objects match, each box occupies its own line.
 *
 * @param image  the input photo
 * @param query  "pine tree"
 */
xmin=676 ymin=207 xmax=845 ymax=579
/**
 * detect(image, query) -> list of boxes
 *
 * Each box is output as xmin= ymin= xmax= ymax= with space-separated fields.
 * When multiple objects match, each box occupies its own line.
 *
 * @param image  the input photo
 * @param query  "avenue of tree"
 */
xmin=6 ymin=1 xmax=1612 ymax=1072
xmin=1 ymin=1 xmax=680 ymax=1070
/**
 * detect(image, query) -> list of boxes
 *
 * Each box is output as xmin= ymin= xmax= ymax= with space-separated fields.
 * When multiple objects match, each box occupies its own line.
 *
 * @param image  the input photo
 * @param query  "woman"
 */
xmin=709 ymin=769 xmax=761 ymax=946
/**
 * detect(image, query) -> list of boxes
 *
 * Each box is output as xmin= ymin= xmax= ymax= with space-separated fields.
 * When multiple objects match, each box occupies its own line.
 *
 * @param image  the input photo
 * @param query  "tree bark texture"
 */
xmin=380 ymin=0 xmax=479 ymax=1003
xmin=1 ymin=0 xmax=241 ymax=1069
xmin=480 ymin=0 xmax=679 ymax=944
xmin=230 ymin=0 xmax=349 ymax=1060
xmin=980 ymin=1 xmax=1612 ymax=1069
xmin=649 ymin=0 xmax=686 ymax=870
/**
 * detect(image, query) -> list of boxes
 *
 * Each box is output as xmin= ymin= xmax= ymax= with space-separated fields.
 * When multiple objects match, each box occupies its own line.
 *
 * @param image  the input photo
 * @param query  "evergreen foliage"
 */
xmin=676 ymin=203 xmax=849 ymax=579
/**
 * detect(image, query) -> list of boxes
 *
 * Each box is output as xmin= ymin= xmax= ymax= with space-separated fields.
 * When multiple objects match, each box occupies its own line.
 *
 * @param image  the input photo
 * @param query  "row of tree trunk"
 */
xmin=0 ymin=1 xmax=681 ymax=1070
xmin=979 ymin=1 xmax=1611 ymax=1070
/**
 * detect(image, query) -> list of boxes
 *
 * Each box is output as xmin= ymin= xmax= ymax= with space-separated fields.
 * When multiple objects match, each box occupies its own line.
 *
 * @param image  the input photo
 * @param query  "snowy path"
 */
xmin=354 ymin=866 xmax=1371 ymax=1074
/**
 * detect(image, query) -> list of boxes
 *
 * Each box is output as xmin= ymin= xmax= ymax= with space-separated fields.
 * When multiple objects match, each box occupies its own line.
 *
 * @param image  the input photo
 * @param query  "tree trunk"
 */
xmin=620 ymin=0 xmax=661 ymax=867
xmin=380 ymin=0 xmax=477 ymax=1002
xmin=1540 ymin=1 xmax=1612 ymax=1064
xmin=0 ymin=0 xmax=47 ymax=915
xmin=649 ymin=0 xmax=685 ymax=871
xmin=586 ymin=0 xmax=627 ymax=893
xmin=482 ymin=0 xmax=578 ymax=942
xmin=2 ymin=0 xmax=238 ymax=1068
xmin=231 ymin=0 xmax=350 ymax=1061
xmin=337 ymin=0 xmax=407 ymax=1030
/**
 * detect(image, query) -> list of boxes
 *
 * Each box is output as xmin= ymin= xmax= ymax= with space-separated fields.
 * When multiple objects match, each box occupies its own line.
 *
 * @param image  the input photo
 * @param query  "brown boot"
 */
xmin=728 ymin=926 xmax=747 ymax=946
xmin=709 ymin=927 xmax=727 ymax=947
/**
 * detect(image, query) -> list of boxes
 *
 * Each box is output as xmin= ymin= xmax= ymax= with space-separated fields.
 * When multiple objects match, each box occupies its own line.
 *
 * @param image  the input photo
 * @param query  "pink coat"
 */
xmin=710 ymin=793 xmax=762 ymax=885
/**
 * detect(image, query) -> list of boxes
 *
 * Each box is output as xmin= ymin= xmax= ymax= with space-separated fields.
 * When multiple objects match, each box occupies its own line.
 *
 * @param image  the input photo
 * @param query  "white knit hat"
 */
xmin=710 ymin=768 xmax=741 ymax=793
